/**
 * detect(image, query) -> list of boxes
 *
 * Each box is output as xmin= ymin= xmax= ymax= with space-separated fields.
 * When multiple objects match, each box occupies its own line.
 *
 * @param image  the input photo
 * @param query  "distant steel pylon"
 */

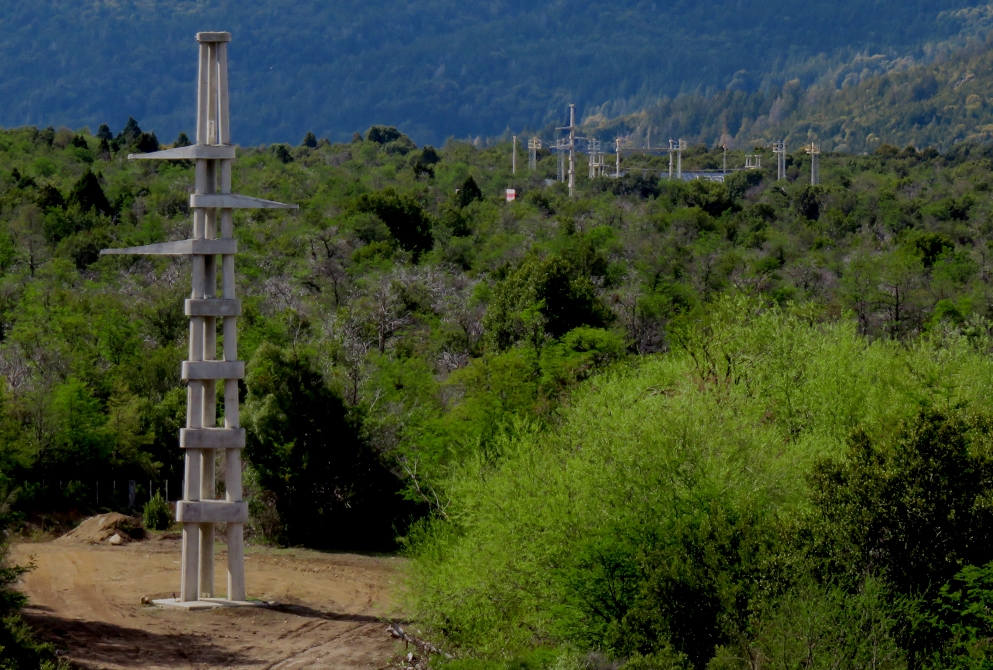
xmin=773 ymin=140 xmax=787 ymax=180
xmin=528 ymin=137 xmax=541 ymax=171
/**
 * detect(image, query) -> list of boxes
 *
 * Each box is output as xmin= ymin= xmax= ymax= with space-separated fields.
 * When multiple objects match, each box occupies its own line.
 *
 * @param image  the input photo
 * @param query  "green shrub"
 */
xmin=142 ymin=492 xmax=171 ymax=531
xmin=406 ymin=299 xmax=993 ymax=664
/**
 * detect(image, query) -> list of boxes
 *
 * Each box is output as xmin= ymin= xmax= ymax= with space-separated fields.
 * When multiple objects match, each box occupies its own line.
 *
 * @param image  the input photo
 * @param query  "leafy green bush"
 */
xmin=406 ymin=300 xmax=993 ymax=665
xmin=142 ymin=492 xmax=171 ymax=531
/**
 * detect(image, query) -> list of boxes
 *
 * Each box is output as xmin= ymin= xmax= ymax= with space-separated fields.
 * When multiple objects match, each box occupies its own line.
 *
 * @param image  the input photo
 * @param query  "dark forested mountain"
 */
xmin=0 ymin=0 xmax=988 ymax=145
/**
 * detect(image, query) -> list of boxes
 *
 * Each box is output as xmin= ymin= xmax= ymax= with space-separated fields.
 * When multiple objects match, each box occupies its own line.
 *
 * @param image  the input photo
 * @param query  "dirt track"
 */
xmin=11 ymin=536 xmax=406 ymax=669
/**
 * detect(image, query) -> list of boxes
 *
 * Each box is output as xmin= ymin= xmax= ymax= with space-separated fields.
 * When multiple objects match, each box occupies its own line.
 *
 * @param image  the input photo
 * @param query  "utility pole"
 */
xmin=615 ymin=138 xmax=621 ymax=178
xmin=101 ymin=31 xmax=296 ymax=608
xmin=568 ymin=104 xmax=576 ymax=196
xmin=556 ymin=104 xmax=581 ymax=196
xmin=723 ymin=145 xmax=727 ymax=175
xmin=668 ymin=139 xmax=686 ymax=179
xmin=773 ymin=140 xmax=787 ymax=180
xmin=806 ymin=142 xmax=820 ymax=185
xmin=528 ymin=137 xmax=541 ymax=171
xmin=512 ymin=135 xmax=517 ymax=175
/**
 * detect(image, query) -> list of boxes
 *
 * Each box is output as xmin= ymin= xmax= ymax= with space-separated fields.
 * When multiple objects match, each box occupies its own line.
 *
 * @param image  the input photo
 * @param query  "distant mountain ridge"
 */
xmin=0 ymin=0 xmax=988 ymax=145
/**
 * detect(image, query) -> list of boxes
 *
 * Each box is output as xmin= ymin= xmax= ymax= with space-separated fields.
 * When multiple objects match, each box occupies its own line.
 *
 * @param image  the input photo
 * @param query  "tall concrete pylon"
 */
xmin=556 ymin=104 xmax=578 ymax=196
xmin=101 ymin=31 xmax=297 ymax=609
xmin=806 ymin=142 xmax=820 ymax=185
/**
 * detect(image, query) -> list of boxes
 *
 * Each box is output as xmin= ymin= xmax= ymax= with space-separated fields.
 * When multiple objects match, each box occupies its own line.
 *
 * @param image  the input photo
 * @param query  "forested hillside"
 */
xmin=0 ymin=0 xmax=987 ymax=144
xmin=4 ymin=120 xmax=993 ymax=666
xmin=588 ymin=20 xmax=993 ymax=154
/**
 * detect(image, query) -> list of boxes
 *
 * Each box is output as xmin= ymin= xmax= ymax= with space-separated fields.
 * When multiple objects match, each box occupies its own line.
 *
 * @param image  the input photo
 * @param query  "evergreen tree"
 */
xmin=301 ymin=131 xmax=317 ymax=148
xmin=456 ymin=176 xmax=484 ymax=208
xmin=36 ymin=184 xmax=65 ymax=211
xmin=68 ymin=169 xmax=112 ymax=215
xmin=96 ymin=124 xmax=113 ymax=142
xmin=173 ymin=132 xmax=191 ymax=148
xmin=115 ymin=116 xmax=142 ymax=145
xmin=135 ymin=132 xmax=159 ymax=154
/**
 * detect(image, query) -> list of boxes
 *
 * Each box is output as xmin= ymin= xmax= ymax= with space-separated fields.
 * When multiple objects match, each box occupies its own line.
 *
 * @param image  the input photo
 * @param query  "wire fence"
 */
xmin=17 ymin=478 xmax=185 ymax=512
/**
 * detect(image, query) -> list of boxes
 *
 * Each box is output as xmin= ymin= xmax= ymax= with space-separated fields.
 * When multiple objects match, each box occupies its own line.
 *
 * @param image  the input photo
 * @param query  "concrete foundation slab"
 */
xmin=150 ymin=597 xmax=274 ymax=611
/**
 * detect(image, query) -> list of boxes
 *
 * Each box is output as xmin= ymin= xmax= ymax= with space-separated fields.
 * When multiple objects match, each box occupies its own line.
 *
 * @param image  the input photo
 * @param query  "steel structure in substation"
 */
xmin=773 ymin=140 xmax=788 ymax=180
xmin=528 ymin=137 xmax=541 ymax=170
xmin=100 ymin=31 xmax=297 ymax=609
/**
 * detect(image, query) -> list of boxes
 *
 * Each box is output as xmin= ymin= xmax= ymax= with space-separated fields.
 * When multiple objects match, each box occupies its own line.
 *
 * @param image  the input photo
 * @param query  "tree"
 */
xmin=67 ymin=170 xmax=112 ymax=216
xmin=270 ymin=144 xmax=293 ymax=163
xmin=173 ymin=132 xmax=191 ymax=147
xmin=354 ymin=188 xmax=433 ymax=258
xmin=115 ymin=116 xmax=142 ymax=145
xmin=301 ymin=131 xmax=317 ymax=148
xmin=35 ymin=184 xmax=65 ymax=211
xmin=365 ymin=125 xmax=403 ymax=144
xmin=9 ymin=205 xmax=48 ymax=276
xmin=96 ymin=123 xmax=113 ymax=141
xmin=484 ymin=255 xmax=614 ymax=349
xmin=455 ymin=176 xmax=483 ymax=208
xmin=243 ymin=344 xmax=411 ymax=549
xmin=807 ymin=409 xmax=993 ymax=600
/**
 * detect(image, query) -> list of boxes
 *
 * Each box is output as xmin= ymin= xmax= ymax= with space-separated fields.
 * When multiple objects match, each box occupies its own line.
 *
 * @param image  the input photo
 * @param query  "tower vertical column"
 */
xmin=198 ymin=40 xmax=219 ymax=599
xmin=217 ymin=37 xmax=246 ymax=602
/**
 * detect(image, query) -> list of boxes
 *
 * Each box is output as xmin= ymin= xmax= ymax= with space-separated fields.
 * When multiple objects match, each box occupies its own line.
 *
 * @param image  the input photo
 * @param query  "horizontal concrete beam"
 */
xmin=190 ymin=193 xmax=297 ymax=210
xmin=185 ymin=299 xmax=242 ymax=317
xmin=182 ymin=361 xmax=245 ymax=380
xmin=176 ymin=500 xmax=248 ymax=524
xmin=129 ymin=145 xmax=236 ymax=161
xmin=180 ymin=428 xmax=246 ymax=449
xmin=196 ymin=32 xmax=231 ymax=43
xmin=100 ymin=239 xmax=236 ymax=257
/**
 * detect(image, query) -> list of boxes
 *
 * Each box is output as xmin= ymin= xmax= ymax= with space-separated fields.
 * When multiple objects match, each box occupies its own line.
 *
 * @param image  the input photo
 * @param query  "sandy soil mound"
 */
xmin=54 ymin=513 xmax=143 ymax=545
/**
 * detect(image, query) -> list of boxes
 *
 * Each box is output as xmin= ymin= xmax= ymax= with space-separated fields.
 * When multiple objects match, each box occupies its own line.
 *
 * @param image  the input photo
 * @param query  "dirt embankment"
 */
xmin=12 ymin=529 xmax=408 ymax=669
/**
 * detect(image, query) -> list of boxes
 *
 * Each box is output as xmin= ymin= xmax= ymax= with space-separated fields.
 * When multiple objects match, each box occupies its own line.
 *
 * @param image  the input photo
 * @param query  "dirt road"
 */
xmin=11 ymin=536 xmax=406 ymax=669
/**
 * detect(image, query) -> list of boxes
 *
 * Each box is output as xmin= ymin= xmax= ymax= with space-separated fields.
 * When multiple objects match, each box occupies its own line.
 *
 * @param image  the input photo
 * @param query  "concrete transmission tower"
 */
xmin=101 ymin=31 xmax=297 ymax=608
xmin=615 ymin=138 xmax=622 ymax=178
xmin=745 ymin=154 xmax=762 ymax=169
xmin=512 ymin=135 xmax=517 ymax=175
xmin=806 ymin=142 xmax=820 ymax=185
xmin=556 ymin=104 xmax=578 ymax=196
xmin=528 ymin=137 xmax=541 ymax=170
xmin=668 ymin=139 xmax=686 ymax=179
xmin=554 ymin=139 xmax=567 ymax=182
xmin=773 ymin=140 xmax=787 ymax=180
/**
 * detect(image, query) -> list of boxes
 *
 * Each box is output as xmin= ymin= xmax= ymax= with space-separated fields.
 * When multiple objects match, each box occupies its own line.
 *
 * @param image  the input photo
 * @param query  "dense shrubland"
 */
xmin=2 ymin=118 xmax=993 ymax=666
xmin=409 ymin=301 xmax=993 ymax=668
